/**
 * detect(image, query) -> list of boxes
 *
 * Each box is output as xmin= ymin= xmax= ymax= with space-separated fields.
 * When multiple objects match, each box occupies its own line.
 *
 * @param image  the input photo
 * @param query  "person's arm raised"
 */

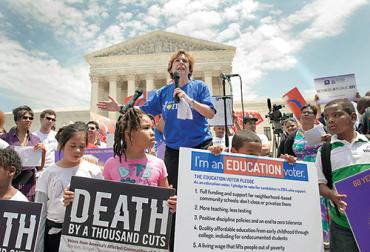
xmin=97 ymin=96 xmax=121 ymax=112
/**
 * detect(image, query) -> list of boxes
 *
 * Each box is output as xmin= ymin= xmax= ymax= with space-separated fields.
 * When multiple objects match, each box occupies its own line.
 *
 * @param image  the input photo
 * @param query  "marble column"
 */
xmin=146 ymin=74 xmax=154 ymax=92
xmin=108 ymin=76 xmax=118 ymax=120
xmin=90 ymin=75 xmax=99 ymax=114
xmin=117 ymin=82 xmax=122 ymax=105
xmin=204 ymin=71 xmax=213 ymax=95
xmin=127 ymin=75 xmax=136 ymax=97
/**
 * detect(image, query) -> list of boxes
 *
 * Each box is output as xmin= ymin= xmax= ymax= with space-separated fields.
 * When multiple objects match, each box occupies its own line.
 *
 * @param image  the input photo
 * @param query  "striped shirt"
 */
xmin=316 ymin=133 xmax=370 ymax=228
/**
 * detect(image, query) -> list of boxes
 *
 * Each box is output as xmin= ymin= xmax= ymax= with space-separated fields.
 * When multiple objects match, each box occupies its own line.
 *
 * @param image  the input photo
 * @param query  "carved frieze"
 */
xmin=95 ymin=35 xmax=230 ymax=57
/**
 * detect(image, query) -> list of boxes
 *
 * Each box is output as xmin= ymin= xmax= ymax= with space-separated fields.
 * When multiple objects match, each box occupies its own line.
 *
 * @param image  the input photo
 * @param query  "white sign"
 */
xmin=208 ymin=96 xmax=233 ymax=126
xmin=314 ymin=74 xmax=357 ymax=104
xmin=175 ymin=148 xmax=322 ymax=252
xmin=304 ymin=124 xmax=326 ymax=146
xmin=14 ymin=146 xmax=42 ymax=166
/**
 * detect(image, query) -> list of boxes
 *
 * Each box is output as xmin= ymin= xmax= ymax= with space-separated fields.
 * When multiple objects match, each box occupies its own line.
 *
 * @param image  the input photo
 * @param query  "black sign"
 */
xmin=0 ymin=200 xmax=42 ymax=252
xmin=60 ymin=176 xmax=175 ymax=251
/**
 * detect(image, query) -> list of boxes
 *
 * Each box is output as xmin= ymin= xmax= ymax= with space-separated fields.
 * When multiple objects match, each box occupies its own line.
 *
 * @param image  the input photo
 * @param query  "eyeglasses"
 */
xmin=88 ymin=126 xmax=97 ymax=131
xmin=45 ymin=116 xmax=56 ymax=122
xmin=22 ymin=116 xmax=33 ymax=121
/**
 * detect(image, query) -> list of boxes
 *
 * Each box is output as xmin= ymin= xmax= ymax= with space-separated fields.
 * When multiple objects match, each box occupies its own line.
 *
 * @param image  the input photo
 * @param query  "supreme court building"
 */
xmin=85 ymin=30 xmax=236 ymax=120
xmin=4 ymin=30 xmax=288 ymax=146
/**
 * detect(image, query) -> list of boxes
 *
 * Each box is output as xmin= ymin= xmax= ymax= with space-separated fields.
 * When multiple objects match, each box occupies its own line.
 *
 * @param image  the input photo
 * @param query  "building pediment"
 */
xmin=86 ymin=30 xmax=235 ymax=59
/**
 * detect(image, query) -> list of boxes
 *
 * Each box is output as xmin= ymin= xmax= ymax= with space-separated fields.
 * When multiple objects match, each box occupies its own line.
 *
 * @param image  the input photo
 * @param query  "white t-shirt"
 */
xmin=10 ymin=190 xmax=28 ymax=201
xmin=212 ymin=136 xmax=233 ymax=147
xmin=257 ymin=133 xmax=269 ymax=145
xmin=97 ymin=141 xmax=107 ymax=148
xmin=33 ymin=130 xmax=58 ymax=167
xmin=0 ymin=139 xmax=9 ymax=149
xmin=35 ymin=160 xmax=103 ymax=222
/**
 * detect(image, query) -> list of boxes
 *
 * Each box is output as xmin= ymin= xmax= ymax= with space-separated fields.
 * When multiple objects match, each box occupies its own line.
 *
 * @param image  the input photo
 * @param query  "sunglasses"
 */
xmin=22 ymin=116 xmax=34 ymax=121
xmin=45 ymin=116 xmax=56 ymax=122
xmin=88 ymin=126 xmax=97 ymax=131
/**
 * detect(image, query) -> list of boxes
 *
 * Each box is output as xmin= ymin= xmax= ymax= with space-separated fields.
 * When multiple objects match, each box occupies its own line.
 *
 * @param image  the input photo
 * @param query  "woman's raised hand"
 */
xmin=97 ymin=96 xmax=120 ymax=112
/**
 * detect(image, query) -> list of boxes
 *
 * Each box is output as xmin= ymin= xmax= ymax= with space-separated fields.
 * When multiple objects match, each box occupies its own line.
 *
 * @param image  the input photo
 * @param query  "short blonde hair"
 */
xmin=167 ymin=49 xmax=194 ymax=79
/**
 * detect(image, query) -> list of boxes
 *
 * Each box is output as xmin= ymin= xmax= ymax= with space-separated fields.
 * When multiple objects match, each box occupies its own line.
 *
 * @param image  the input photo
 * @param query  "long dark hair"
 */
xmin=113 ymin=108 xmax=153 ymax=162
xmin=56 ymin=122 xmax=88 ymax=155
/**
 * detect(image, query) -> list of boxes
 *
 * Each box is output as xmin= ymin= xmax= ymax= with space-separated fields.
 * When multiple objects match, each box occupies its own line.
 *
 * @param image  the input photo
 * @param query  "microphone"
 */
xmin=267 ymin=98 xmax=272 ymax=112
xmin=119 ymin=89 xmax=143 ymax=114
xmin=225 ymin=74 xmax=240 ymax=78
xmin=220 ymin=73 xmax=240 ymax=79
xmin=173 ymin=71 xmax=180 ymax=103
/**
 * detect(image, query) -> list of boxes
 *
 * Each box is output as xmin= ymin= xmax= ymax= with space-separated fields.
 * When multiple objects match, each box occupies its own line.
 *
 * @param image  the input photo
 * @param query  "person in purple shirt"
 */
xmin=1 ymin=105 xmax=45 ymax=201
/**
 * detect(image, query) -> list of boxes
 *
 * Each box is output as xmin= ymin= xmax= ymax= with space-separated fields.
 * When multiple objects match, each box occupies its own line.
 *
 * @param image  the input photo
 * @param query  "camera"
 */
xmin=265 ymin=100 xmax=293 ymax=135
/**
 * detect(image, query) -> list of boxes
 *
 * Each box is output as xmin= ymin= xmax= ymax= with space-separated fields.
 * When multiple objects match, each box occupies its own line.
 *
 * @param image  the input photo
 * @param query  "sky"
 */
xmin=0 ymin=0 xmax=369 ymax=112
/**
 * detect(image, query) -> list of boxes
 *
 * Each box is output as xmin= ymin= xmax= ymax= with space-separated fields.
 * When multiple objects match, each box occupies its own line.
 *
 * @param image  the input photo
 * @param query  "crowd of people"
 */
xmin=0 ymin=49 xmax=369 ymax=252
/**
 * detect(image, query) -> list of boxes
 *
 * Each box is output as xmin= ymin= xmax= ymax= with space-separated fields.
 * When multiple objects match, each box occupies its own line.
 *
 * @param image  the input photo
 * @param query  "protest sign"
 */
xmin=314 ymin=74 xmax=357 ymax=104
xmin=55 ymin=148 xmax=113 ymax=169
xmin=209 ymin=96 xmax=233 ymax=126
xmin=0 ymin=200 xmax=42 ymax=252
xmin=304 ymin=124 xmax=326 ymax=146
xmin=233 ymin=111 xmax=264 ymax=126
xmin=59 ymin=176 xmax=175 ymax=252
xmin=282 ymin=87 xmax=307 ymax=119
xmin=124 ymin=90 xmax=155 ymax=106
xmin=14 ymin=146 xmax=42 ymax=166
xmin=335 ymin=168 xmax=370 ymax=252
xmin=175 ymin=148 xmax=322 ymax=252
xmin=90 ymin=112 xmax=116 ymax=144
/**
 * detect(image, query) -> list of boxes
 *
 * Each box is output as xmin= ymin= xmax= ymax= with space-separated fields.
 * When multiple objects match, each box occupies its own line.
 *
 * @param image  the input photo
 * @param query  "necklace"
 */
xmin=16 ymin=130 xmax=29 ymax=146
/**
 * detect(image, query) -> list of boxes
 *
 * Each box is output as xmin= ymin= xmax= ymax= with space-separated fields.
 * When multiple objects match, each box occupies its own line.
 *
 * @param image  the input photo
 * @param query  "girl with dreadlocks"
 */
xmin=62 ymin=109 xmax=176 ymax=251
xmin=102 ymin=108 xmax=176 ymax=211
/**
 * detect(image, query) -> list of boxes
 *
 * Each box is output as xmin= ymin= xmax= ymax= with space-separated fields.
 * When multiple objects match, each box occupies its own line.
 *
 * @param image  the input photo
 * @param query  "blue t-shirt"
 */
xmin=141 ymin=80 xmax=215 ymax=149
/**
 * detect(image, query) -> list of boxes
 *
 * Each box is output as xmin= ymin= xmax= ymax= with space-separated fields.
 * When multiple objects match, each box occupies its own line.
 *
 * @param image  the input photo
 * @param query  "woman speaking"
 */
xmin=97 ymin=49 xmax=216 ymax=189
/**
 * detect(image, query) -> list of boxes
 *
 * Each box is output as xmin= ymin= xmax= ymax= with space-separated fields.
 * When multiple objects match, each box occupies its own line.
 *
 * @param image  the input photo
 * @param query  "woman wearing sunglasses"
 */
xmin=1 ymin=105 xmax=46 ymax=201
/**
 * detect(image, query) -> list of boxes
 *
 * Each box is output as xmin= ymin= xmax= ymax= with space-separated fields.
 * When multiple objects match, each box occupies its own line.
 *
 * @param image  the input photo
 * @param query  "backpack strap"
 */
xmin=321 ymin=142 xmax=341 ymax=217
xmin=321 ymin=142 xmax=333 ymax=188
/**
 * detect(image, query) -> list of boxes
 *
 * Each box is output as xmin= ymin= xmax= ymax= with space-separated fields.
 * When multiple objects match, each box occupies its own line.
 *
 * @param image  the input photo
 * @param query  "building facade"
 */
xmin=85 ymin=30 xmax=236 ymax=120
xmin=3 ymin=30 xmax=294 ymax=147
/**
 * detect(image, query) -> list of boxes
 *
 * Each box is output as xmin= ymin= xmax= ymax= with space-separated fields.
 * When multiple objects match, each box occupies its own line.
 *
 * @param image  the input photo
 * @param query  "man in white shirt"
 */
xmin=212 ymin=126 xmax=233 ymax=149
xmin=212 ymin=126 xmax=226 ymax=146
xmin=243 ymin=115 xmax=271 ymax=156
xmin=33 ymin=110 xmax=58 ymax=167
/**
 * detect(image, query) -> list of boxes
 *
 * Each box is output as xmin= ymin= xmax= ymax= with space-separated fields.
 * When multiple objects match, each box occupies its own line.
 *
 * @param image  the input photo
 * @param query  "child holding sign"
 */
xmin=35 ymin=123 xmax=103 ymax=252
xmin=0 ymin=148 xmax=28 ymax=201
xmin=63 ymin=109 xmax=177 ymax=250
xmin=316 ymin=98 xmax=370 ymax=252
xmin=209 ymin=129 xmax=296 ymax=163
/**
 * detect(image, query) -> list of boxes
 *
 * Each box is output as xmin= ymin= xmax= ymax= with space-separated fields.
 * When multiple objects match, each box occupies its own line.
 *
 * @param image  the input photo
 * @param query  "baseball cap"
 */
xmin=243 ymin=115 xmax=258 ymax=124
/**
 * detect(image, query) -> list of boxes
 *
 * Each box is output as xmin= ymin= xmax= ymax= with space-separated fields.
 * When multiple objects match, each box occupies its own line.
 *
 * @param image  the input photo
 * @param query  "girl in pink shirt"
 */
xmin=100 ymin=108 xmax=176 ymax=211
xmin=64 ymin=109 xmax=176 ymax=210
xmin=63 ymin=109 xmax=177 ymax=250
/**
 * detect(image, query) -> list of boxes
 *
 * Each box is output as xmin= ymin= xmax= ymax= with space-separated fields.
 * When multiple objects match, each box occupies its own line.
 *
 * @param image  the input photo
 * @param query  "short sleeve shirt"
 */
xmin=103 ymin=154 xmax=168 ymax=186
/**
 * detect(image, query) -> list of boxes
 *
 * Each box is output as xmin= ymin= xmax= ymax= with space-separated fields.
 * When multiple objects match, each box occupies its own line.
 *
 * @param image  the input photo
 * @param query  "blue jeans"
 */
xmin=330 ymin=221 xmax=359 ymax=252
